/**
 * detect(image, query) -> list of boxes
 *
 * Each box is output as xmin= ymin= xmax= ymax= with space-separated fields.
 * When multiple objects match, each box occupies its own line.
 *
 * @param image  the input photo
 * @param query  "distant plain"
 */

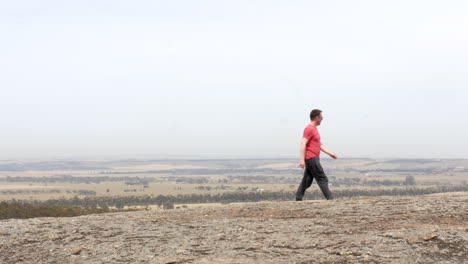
xmin=1 ymin=158 xmax=467 ymax=202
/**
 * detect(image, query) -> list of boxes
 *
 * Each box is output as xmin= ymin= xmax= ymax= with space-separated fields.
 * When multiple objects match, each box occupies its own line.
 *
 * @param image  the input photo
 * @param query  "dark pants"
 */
xmin=296 ymin=157 xmax=334 ymax=200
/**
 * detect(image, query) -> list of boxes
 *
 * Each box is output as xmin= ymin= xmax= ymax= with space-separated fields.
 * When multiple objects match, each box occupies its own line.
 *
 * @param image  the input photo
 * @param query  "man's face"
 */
xmin=315 ymin=114 xmax=323 ymax=126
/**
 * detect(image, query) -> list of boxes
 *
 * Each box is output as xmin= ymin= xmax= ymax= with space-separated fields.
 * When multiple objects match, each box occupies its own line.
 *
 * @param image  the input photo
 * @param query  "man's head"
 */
xmin=310 ymin=109 xmax=323 ymax=126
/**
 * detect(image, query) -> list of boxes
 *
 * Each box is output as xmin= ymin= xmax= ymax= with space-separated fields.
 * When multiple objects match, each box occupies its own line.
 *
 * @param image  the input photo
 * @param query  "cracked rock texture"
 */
xmin=1 ymin=192 xmax=467 ymax=264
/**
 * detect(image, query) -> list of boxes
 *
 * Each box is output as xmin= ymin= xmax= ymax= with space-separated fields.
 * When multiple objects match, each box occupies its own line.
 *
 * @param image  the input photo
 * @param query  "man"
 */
xmin=296 ymin=109 xmax=337 ymax=201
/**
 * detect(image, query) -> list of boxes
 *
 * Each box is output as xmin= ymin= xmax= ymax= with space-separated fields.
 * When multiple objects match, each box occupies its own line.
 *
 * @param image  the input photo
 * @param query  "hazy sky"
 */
xmin=1 ymin=1 xmax=467 ymax=159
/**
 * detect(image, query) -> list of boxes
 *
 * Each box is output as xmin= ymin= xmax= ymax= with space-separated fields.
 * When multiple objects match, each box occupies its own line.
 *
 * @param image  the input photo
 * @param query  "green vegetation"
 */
xmin=6 ymin=185 xmax=467 ymax=212
xmin=0 ymin=201 xmax=113 ymax=220
xmin=1 ymin=185 xmax=466 ymax=219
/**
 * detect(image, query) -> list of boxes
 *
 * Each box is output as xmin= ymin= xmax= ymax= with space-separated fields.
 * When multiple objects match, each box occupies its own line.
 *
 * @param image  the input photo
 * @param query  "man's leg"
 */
xmin=296 ymin=159 xmax=314 ymax=201
xmin=312 ymin=158 xmax=334 ymax=200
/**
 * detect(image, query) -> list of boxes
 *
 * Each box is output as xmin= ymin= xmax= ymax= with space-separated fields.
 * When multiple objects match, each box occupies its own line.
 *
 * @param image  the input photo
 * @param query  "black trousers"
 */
xmin=296 ymin=157 xmax=334 ymax=200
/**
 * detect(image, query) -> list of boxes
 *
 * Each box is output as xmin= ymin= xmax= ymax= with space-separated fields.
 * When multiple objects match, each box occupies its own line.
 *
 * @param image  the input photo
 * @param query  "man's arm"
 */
xmin=320 ymin=144 xmax=338 ymax=159
xmin=299 ymin=138 xmax=308 ymax=168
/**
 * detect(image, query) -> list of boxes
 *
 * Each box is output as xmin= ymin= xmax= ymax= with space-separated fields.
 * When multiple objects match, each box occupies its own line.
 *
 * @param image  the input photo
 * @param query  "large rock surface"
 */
xmin=1 ymin=192 xmax=467 ymax=264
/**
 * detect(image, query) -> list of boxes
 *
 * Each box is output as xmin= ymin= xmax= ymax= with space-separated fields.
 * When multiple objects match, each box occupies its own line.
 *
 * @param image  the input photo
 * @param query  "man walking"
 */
xmin=296 ymin=109 xmax=337 ymax=201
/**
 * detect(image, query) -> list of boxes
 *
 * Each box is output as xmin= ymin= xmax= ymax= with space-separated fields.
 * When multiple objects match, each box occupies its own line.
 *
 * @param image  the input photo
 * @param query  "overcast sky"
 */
xmin=1 ymin=0 xmax=467 ymax=160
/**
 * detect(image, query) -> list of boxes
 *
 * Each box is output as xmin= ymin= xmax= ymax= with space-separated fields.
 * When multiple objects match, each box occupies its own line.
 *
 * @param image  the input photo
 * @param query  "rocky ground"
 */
xmin=1 ymin=192 xmax=467 ymax=264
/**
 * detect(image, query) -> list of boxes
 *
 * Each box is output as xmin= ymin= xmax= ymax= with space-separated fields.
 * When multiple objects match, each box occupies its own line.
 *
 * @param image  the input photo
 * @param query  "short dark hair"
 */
xmin=310 ymin=109 xmax=322 ymax=121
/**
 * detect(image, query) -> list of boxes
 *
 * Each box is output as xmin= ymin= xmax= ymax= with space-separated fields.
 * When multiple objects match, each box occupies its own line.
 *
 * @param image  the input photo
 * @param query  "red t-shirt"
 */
xmin=303 ymin=125 xmax=321 ymax=159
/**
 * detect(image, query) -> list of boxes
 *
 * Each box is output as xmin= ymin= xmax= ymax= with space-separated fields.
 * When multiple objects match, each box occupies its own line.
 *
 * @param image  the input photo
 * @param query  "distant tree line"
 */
xmin=13 ymin=185 xmax=468 ymax=209
xmin=0 ymin=174 xmax=416 ymax=186
xmin=331 ymin=175 xmax=417 ymax=187
xmin=0 ymin=189 xmax=61 ymax=195
xmin=0 ymin=201 xmax=115 ymax=220
xmin=175 ymin=177 xmax=209 ymax=184
xmin=171 ymin=175 xmax=418 ymax=186
xmin=0 ymin=175 xmax=155 ymax=184
xmin=101 ymin=168 xmax=302 ymax=175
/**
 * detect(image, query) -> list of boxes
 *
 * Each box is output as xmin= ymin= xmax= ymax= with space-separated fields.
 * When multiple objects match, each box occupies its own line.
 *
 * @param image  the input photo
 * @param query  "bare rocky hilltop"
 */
xmin=1 ymin=192 xmax=467 ymax=264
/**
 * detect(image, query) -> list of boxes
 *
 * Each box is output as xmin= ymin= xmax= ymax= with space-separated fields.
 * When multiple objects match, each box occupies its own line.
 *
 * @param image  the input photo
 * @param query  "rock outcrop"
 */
xmin=1 ymin=192 xmax=467 ymax=263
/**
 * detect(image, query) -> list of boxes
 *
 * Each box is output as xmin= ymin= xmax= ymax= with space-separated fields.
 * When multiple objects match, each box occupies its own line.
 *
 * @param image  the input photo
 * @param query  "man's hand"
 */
xmin=299 ymin=160 xmax=305 ymax=168
xmin=320 ymin=145 xmax=338 ymax=160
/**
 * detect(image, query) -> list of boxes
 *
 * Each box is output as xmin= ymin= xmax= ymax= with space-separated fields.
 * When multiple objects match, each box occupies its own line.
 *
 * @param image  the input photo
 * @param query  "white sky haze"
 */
xmin=1 ymin=1 xmax=468 ymax=159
